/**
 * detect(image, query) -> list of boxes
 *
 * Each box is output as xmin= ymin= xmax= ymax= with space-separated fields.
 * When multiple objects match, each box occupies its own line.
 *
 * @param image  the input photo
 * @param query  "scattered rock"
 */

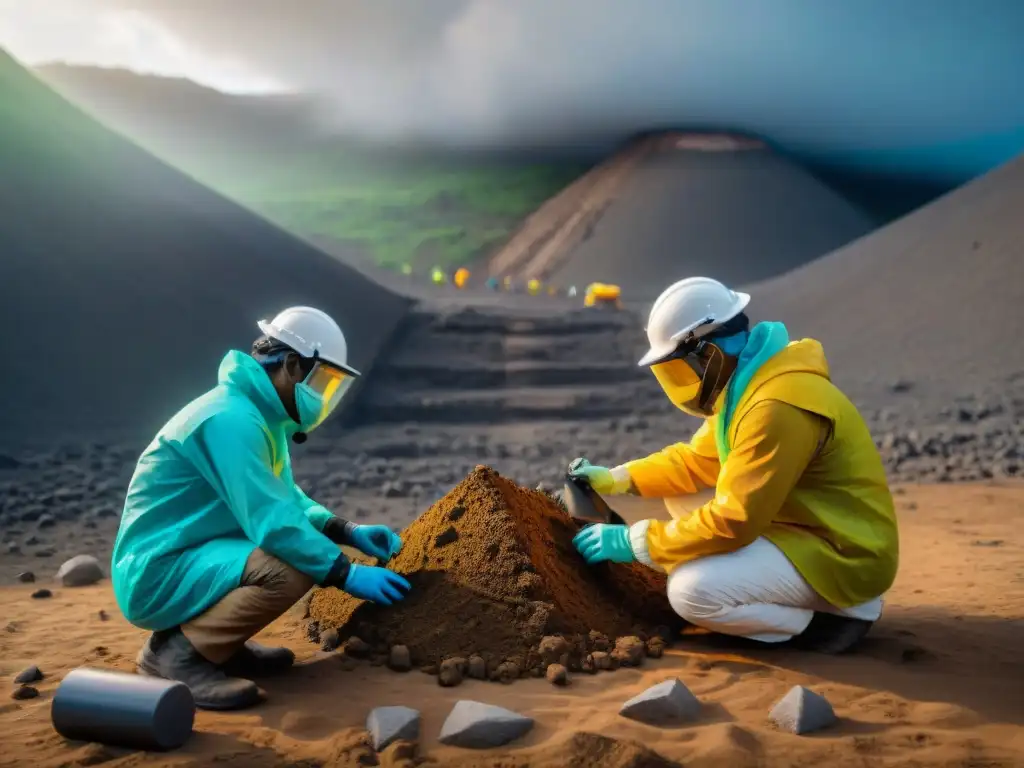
xmin=645 ymin=638 xmax=665 ymax=658
xmin=538 ymin=635 xmax=570 ymax=665
xmin=16 ymin=571 xmax=34 ymax=583
xmin=420 ymin=663 xmax=438 ymax=675
xmin=611 ymin=635 xmax=645 ymax=667
xmin=37 ymin=514 xmax=56 ymax=529
xmin=438 ymin=658 xmax=464 ymax=687
xmin=588 ymin=630 xmax=610 ymax=651
xmin=14 ymin=665 xmax=43 ymax=685
xmin=30 ymin=589 xmax=52 ymax=599
xmin=467 ymin=655 xmax=487 ymax=680
xmin=11 ymin=686 xmax=38 ymax=700
xmin=546 ymin=663 xmax=569 ymax=686
xmin=768 ymin=685 xmax=838 ymax=735
xmin=581 ymin=654 xmax=597 ymax=674
xmin=438 ymin=700 xmax=535 ymax=749
xmin=344 ymin=636 xmax=371 ymax=657
xmin=388 ymin=644 xmax=412 ymax=672
xmin=619 ymin=678 xmax=701 ymax=725
xmin=971 ymin=539 xmax=1005 ymax=547
xmin=490 ymin=661 xmax=520 ymax=684
xmin=319 ymin=628 xmax=341 ymax=652
xmin=97 ymin=610 xmax=109 ymax=621
xmin=591 ymin=651 xmax=613 ymax=671
xmin=56 ymin=554 xmax=104 ymax=587
xmin=366 ymin=705 xmax=420 ymax=751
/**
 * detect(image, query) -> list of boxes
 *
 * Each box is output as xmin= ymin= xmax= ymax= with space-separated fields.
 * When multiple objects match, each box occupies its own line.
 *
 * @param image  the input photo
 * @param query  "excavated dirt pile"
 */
xmin=307 ymin=466 xmax=681 ymax=679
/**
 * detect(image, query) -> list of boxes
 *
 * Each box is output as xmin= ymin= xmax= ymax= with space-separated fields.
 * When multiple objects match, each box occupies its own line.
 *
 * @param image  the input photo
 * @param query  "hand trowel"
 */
xmin=562 ymin=475 xmax=627 ymax=528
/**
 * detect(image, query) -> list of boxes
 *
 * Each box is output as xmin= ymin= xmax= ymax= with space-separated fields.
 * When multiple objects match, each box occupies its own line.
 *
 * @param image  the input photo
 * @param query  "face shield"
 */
xmin=299 ymin=361 xmax=355 ymax=430
xmin=649 ymin=338 xmax=733 ymax=418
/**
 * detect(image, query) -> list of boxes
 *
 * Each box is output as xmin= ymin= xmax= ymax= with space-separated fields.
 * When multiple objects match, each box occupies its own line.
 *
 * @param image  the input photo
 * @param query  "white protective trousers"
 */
xmin=667 ymin=537 xmax=884 ymax=643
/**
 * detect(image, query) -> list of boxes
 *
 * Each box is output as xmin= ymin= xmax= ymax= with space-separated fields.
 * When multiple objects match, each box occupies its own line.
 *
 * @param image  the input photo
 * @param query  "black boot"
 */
xmin=136 ymin=629 xmax=263 ymax=711
xmin=222 ymin=641 xmax=296 ymax=677
xmin=791 ymin=612 xmax=874 ymax=655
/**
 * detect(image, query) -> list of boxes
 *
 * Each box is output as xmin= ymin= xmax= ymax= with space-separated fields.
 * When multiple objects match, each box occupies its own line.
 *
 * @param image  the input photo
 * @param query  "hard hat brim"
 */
xmin=637 ymin=290 xmax=751 ymax=367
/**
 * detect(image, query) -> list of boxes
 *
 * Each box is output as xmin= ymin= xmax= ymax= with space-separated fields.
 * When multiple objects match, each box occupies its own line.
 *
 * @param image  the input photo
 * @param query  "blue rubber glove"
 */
xmin=567 ymin=457 xmax=615 ymax=494
xmin=348 ymin=524 xmax=403 ymax=562
xmin=572 ymin=523 xmax=636 ymax=564
xmin=343 ymin=564 xmax=411 ymax=605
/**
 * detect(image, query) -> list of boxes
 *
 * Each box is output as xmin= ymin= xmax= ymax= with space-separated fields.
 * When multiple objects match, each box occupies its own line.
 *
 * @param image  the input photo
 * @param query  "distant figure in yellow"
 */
xmin=454 ymin=267 xmax=470 ymax=289
xmin=527 ymin=278 xmax=541 ymax=296
xmin=570 ymin=277 xmax=899 ymax=654
xmin=430 ymin=267 xmax=446 ymax=285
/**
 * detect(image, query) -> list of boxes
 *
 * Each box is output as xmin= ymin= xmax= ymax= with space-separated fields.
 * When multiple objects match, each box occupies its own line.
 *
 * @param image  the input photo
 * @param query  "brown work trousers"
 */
xmin=181 ymin=549 xmax=313 ymax=664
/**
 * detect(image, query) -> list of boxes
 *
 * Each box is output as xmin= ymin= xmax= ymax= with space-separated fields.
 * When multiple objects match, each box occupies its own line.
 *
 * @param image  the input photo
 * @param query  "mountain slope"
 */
xmin=0 ymin=50 xmax=409 ymax=443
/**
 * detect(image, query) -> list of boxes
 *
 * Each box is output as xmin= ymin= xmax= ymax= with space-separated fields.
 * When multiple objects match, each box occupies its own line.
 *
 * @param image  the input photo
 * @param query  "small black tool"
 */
xmin=562 ymin=474 xmax=627 ymax=528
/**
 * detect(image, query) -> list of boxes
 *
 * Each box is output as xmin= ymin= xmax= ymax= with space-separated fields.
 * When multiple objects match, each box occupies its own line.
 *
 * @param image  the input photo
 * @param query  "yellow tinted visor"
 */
xmin=305 ymin=362 xmax=354 ymax=427
xmin=651 ymin=358 xmax=701 ymax=403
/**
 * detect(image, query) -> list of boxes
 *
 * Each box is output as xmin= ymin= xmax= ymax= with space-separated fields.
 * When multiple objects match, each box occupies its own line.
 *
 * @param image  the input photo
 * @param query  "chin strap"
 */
xmin=292 ymin=431 xmax=308 ymax=444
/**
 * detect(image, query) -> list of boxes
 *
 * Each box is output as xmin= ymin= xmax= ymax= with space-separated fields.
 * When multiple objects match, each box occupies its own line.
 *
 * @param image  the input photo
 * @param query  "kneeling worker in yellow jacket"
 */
xmin=570 ymin=277 xmax=898 ymax=653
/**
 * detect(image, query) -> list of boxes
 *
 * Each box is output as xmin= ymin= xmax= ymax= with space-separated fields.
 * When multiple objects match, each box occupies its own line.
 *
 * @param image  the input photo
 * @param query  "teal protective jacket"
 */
xmin=112 ymin=350 xmax=346 ymax=631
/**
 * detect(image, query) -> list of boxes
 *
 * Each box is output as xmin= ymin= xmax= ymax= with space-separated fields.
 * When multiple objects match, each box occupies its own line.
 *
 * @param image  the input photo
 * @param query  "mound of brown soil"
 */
xmin=308 ymin=466 xmax=679 ymax=671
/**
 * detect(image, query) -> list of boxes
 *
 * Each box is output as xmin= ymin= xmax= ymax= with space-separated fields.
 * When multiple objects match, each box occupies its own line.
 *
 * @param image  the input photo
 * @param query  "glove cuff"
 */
xmin=609 ymin=465 xmax=634 ymax=494
xmin=322 ymin=552 xmax=352 ymax=588
xmin=323 ymin=517 xmax=359 ymax=545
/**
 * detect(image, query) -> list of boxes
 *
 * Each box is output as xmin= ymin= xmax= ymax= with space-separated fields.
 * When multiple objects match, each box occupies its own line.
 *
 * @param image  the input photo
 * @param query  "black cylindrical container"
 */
xmin=51 ymin=668 xmax=195 ymax=751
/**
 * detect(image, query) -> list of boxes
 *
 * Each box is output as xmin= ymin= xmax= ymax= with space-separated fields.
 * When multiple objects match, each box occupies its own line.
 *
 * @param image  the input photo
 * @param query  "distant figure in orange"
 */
xmin=454 ymin=267 xmax=470 ymax=289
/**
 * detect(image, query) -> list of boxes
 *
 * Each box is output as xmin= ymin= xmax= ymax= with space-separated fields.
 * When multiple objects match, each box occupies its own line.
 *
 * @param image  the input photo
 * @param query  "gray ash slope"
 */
xmin=485 ymin=133 xmax=876 ymax=300
xmin=0 ymin=49 xmax=409 ymax=446
xmin=748 ymin=152 xmax=1024 ymax=401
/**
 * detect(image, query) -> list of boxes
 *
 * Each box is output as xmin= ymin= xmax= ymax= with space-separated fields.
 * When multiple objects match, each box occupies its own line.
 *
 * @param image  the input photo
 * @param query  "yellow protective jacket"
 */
xmin=625 ymin=338 xmax=899 ymax=608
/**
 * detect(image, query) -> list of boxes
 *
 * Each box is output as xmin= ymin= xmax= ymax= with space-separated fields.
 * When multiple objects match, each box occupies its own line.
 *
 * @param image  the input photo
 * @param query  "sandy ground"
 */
xmin=2 ymin=482 xmax=1021 ymax=768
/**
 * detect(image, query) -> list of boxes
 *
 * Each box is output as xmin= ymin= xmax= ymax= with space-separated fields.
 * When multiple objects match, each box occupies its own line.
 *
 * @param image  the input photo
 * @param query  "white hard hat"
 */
xmin=257 ymin=306 xmax=360 ymax=376
xmin=638 ymin=277 xmax=750 ymax=367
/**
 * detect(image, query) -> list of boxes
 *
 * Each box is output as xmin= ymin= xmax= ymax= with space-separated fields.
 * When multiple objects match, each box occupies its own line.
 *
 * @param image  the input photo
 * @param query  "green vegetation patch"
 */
xmin=187 ymin=148 xmax=589 ymax=270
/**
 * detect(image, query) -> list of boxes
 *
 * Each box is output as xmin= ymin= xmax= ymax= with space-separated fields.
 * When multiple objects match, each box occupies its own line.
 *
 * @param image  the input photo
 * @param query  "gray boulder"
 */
xmin=366 ymin=705 xmax=420 ymax=751
xmin=619 ymin=678 xmax=701 ymax=725
xmin=768 ymin=685 xmax=837 ymax=734
xmin=56 ymin=555 xmax=104 ymax=587
xmin=438 ymin=700 xmax=534 ymax=748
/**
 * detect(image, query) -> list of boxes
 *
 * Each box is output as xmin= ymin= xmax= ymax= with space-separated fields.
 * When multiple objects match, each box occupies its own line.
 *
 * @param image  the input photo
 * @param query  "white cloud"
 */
xmin=0 ymin=1 xmax=285 ymax=92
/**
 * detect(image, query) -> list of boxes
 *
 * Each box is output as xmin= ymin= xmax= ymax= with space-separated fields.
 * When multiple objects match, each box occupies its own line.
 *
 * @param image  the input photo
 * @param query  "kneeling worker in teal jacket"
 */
xmin=112 ymin=307 xmax=411 ymax=710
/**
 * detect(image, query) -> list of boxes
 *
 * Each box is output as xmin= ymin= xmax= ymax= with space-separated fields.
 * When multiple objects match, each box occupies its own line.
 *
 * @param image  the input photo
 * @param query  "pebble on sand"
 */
xmin=438 ymin=700 xmax=534 ymax=749
xmin=30 ymin=589 xmax=52 ymax=599
xmin=768 ymin=686 xmax=838 ymax=735
xmin=344 ymin=636 xmax=371 ymax=658
xmin=466 ymin=655 xmax=487 ymax=680
xmin=55 ymin=554 xmax=104 ymax=587
xmin=16 ymin=572 xmax=34 ymax=583
xmin=366 ymin=705 xmax=420 ymax=751
xmin=13 ymin=666 xmax=43 ymax=685
xmin=545 ymin=663 xmax=569 ymax=686
xmin=438 ymin=658 xmax=465 ymax=687
xmin=319 ymin=628 xmax=341 ymax=652
xmin=388 ymin=645 xmax=412 ymax=672
xmin=11 ymin=686 xmax=38 ymax=700
xmin=619 ymin=678 xmax=701 ymax=725
xmin=611 ymin=636 xmax=646 ymax=667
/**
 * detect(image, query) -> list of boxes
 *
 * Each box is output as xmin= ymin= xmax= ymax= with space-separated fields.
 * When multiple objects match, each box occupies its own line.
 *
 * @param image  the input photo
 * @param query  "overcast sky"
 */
xmin=2 ymin=0 xmax=1022 ymax=177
